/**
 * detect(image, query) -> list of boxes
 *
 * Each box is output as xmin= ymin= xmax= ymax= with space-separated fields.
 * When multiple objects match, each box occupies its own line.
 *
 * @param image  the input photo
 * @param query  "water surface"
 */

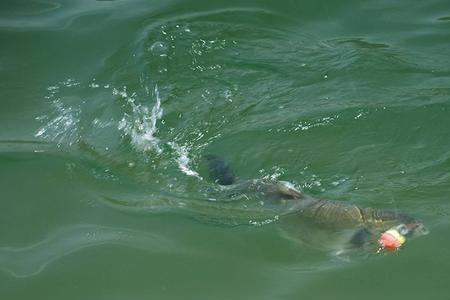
xmin=1 ymin=0 xmax=450 ymax=299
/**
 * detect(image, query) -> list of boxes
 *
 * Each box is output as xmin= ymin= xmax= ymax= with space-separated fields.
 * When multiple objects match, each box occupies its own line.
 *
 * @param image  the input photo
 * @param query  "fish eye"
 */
xmin=396 ymin=224 xmax=409 ymax=235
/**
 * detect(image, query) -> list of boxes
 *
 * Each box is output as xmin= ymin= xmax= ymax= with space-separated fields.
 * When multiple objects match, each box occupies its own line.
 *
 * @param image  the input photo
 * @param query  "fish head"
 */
xmin=394 ymin=220 xmax=429 ymax=238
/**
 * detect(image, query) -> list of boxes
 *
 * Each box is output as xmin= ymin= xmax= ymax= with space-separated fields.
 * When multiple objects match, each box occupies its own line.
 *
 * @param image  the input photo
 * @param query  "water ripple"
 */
xmin=0 ymin=224 xmax=187 ymax=278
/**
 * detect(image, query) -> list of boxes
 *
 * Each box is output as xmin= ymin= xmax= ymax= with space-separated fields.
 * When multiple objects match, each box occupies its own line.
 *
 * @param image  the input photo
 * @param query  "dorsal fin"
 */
xmin=204 ymin=154 xmax=236 ymax=185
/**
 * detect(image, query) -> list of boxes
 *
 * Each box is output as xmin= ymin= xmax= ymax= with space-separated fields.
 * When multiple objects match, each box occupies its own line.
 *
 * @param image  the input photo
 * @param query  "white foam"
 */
xmin=117 ymin=84 xmax=163 ymax=153
xmin=169 ymin=142 xmax=202 ymax=179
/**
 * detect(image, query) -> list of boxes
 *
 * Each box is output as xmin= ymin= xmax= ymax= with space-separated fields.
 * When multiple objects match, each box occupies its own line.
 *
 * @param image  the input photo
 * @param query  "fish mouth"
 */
xmin=392 ymin=221 xmax=429 ymax=239
xmin=407 ymin=222 xmax=429 ymax=237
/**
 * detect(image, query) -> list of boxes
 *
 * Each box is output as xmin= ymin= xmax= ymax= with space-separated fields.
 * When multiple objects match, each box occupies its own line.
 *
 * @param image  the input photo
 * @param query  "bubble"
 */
xmin=149 ymin=41 xmax=168 ymax=55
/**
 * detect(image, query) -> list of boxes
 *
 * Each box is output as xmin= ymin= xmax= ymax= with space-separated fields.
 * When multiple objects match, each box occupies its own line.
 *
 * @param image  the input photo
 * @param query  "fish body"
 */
xmin=205 ymin=155 xmax=429 ymax=253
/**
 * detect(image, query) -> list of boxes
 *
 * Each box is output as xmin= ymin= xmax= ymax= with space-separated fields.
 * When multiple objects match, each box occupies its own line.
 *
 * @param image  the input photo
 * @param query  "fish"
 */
xmin=205 ymin=155 xmax=429 ymax=255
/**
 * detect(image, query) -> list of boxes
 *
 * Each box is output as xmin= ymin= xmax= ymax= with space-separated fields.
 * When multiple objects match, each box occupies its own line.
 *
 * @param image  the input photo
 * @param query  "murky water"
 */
xmin=1 ymin=0 xmax=450 ymax=299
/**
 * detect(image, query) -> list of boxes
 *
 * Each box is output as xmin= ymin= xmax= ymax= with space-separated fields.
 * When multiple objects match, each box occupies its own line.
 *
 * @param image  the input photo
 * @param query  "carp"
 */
xmin=205 ymin=155 xmax=429 ymax=255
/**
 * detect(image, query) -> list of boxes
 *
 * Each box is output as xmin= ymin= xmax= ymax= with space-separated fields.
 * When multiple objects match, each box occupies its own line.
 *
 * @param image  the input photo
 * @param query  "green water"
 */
xmin=1 ymin=0 xmax=450 ymax=299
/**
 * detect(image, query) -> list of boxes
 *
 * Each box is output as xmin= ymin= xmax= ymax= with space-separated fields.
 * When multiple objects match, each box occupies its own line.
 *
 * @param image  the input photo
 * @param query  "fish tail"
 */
xmin=204 ymin=154 xmax=236 ymax=185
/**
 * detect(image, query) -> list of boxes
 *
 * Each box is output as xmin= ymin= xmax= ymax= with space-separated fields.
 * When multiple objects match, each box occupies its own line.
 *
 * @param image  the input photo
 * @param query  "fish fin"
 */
xmin=276 ymin=182 xmax=303 ymax=199
xmin=348 ymin=228 xmax=372 ymax=248
xmin=204 ymin=155 xmax=236 ymax=185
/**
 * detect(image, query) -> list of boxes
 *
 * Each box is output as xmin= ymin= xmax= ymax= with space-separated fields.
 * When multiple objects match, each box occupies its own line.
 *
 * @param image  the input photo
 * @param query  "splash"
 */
xmin=293 ymin=115 xmax=339 ymax=132
xmin=35 ymin=81 xmax=82 ymax=146
xmin=117 ymin=84 xmax=164 ymax=153
xmin=249 ymin=215 xmax=280 ymax=226
xmin=169 ymin=142 xmax=202 ymax=179
xmin=261 ymin=166 xmax=286 ymax=180
xmin=34 ymin=78 xmax=209 ymax=181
